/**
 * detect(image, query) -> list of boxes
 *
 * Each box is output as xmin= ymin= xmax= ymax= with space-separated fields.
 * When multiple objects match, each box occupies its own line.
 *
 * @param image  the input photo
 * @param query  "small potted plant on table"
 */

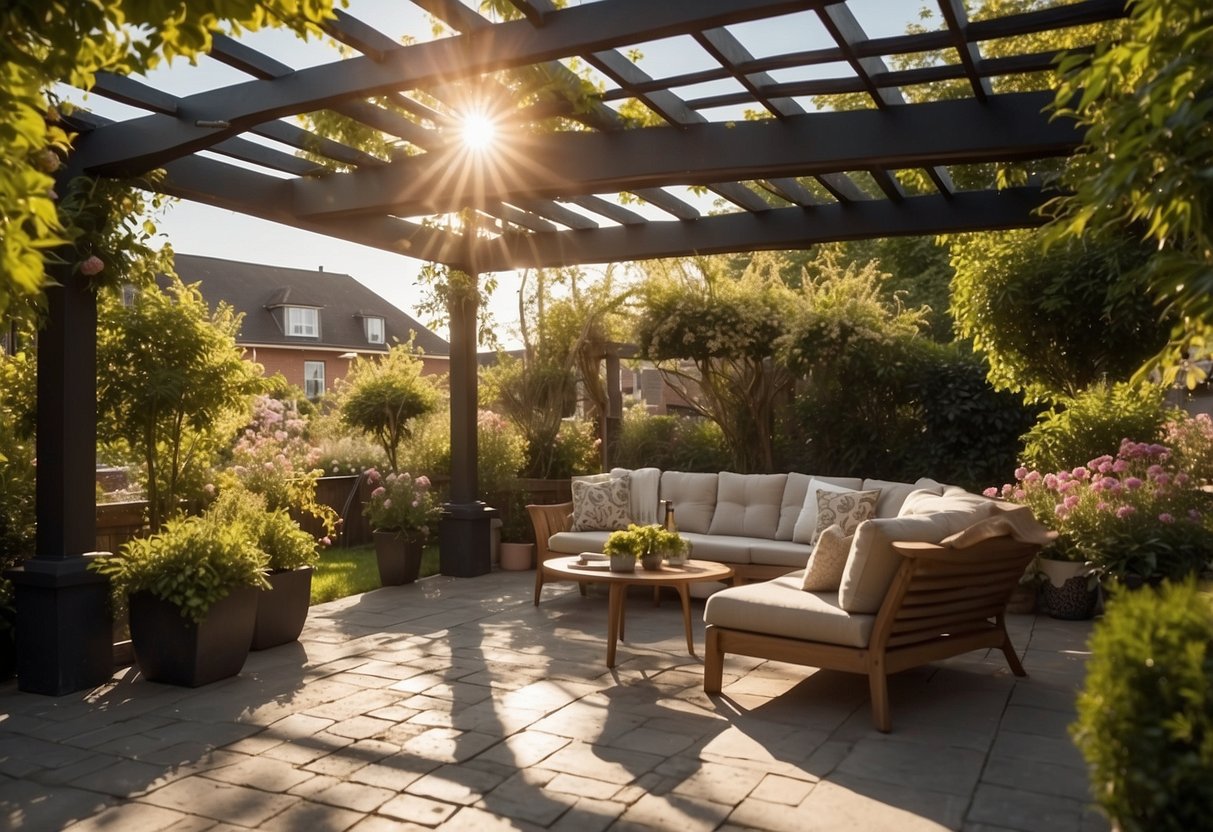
xmin=603 ymin=527 xmax=644 ymax=573
xmin=92 ymin=514 xmax=269 ymax=686
xmin=365 ymin=468 xmax=442 ymax=585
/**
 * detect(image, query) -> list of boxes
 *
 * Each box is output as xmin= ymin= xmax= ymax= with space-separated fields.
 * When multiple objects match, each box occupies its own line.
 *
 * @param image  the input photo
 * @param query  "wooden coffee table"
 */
xmin=544 ymin=555 xmax=735 ymax=668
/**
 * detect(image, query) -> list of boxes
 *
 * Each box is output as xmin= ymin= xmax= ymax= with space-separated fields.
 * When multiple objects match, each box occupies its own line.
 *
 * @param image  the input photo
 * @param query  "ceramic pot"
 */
xmin=374 ymin=530 xmax=424 ymax=585
xmin=499 ymin=542 xmax=534 ymax=571
xmin=609 ymin=554 xmax=636 ymax=573
xmin=641 ymin=553 xmax=663 ymax=571
xmin=1038 ymin=558 xmax=1098 ymax=620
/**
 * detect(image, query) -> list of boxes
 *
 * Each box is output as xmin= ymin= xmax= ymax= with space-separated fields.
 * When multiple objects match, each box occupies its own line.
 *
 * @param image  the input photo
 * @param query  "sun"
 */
xmin=460 ymin=112 xmax=497 ymax=151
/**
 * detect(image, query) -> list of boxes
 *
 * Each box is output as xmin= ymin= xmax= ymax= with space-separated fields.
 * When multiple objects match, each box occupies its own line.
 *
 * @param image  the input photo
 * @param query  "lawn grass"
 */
xmin=310 ymin=543 xmax=441 ymax=605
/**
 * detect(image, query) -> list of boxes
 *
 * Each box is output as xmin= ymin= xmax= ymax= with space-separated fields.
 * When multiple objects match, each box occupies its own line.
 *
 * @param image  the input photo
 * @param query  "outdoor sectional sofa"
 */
xmin=527 ymin=468 xmax=1053 ymax=731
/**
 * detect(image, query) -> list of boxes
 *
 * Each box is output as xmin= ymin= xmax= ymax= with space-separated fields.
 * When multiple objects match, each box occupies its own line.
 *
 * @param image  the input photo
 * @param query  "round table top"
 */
xmin=545 ymin=554 xmax=734 ymax=585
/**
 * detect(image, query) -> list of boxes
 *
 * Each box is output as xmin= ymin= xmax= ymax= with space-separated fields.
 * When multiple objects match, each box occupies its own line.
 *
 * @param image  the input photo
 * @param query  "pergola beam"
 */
xmin=291 ymin=92 xmax=1074 ymax=219
xmin=478 ymin=187 xmax=1049 ymax=271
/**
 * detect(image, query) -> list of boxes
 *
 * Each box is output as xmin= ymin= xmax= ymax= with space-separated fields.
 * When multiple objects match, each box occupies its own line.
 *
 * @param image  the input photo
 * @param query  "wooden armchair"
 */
xmin=526 ymin=501 xmax=586 ymax=606
xmin=704 ymin=534 xmax=1042 ymax=732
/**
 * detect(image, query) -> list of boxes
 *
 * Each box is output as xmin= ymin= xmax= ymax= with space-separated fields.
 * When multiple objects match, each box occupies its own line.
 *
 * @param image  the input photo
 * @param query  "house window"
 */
xmin=121 ymin=283 xmax=138 ymax=307
xmin=286 ymin=306 xmax=319 ymax=337
xmin=364 ymin=316 xmax=385 ymax=344
xmin=304 ymin=361 xmax=326 ymax=399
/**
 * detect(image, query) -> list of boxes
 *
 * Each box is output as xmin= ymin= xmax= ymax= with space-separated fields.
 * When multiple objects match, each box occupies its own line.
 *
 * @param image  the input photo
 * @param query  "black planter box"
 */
xmin=252 ymin=567 xmax=313 ymax=650
xmin=129 ymin=586 xmax=257 ymax=687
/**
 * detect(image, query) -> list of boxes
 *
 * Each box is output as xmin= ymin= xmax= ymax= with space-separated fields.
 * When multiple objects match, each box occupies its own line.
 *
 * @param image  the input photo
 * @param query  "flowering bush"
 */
xmin=989 ymin=439 xmax=1213 ymax=584
xmin=477 ymin=410 xmax=526 ymax=494
xmin=549 ymin=418 xmax=601 ymax=479
xmin=364 ymin=469 xmax=442 ymax=537
xmin=1165 ymin=412 xmax=1213 ymax=484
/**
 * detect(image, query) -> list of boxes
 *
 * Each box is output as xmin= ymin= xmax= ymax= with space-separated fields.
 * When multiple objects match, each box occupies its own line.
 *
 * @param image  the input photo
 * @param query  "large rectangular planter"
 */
xmin=251 ymin=567 xmax=313 ymax=650
xmin=129 ymin=587 xmax=257 ymax=687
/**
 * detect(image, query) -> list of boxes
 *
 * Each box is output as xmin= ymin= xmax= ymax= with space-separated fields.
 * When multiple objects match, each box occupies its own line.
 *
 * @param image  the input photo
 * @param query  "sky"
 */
xmin=65 ymin=0 xmax=924 ymax=346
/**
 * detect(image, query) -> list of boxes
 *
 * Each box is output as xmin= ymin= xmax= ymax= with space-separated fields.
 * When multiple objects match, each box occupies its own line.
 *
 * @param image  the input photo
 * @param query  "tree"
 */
xmin=950 ymin=228 xmax=1168 ymax=403
xmin=0 ymin=0 xmax=335 ymax=316
xmin=1046 ymin=0 xmax=1213 ymax=378
xmin=634 ymin=254 xmax=796 ymax=473
xmin=97 ymin=277 xmax=264 ymax=530
xmin=339 ymin=342 xmax=439 ymax=474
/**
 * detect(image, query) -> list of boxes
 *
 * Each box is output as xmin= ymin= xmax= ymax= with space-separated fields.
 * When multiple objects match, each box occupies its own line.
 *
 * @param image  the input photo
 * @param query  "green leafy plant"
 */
xmin=91 ymin=514 xmax=269 ymax=624
xmin=992 ymin=439 xmax=1213 ymax=583
xmin=1019 ymin=382 xmax=1176 ymax=473
xmin=1073 ymin=579 xmax=1213 ymax=832
xmin=363 ymin=469 xmax=442 ymax=538
xmin=614 ymin=407 xmax=731 ymax=473
xmin=208 ymin=489 xmax=320 ymax=572
xmin=338 ymin=341 xmax=438 ymax=473
xmin=602 ymin=526 xmax=645 ymax=560
xmin=603 ymin=524 xmax=686 ymax=560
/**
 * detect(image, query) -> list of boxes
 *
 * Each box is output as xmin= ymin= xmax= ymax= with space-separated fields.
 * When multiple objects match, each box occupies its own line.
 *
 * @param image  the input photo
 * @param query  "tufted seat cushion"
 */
xmin=704 ymin=570 xmax=876 ymax=648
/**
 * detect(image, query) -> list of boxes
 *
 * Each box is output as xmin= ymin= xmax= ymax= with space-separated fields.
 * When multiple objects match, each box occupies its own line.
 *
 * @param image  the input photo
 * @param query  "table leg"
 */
xmin=678 ymin=584 xmax=694 ymax=655
xmin=607 ymin=583 xmax=624 ymax=668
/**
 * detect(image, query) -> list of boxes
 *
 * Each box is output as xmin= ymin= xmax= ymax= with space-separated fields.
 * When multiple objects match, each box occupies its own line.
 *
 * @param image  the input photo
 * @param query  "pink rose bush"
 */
xmin=364 ymin=468 xmax=442 ymax=536
xmin=990 ymin=438 xmax=1213 ymax=585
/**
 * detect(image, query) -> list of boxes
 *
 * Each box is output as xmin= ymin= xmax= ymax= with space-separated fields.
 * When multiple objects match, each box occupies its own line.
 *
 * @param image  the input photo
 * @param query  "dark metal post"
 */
xmin=438 ymin=249 xmax=497 ymax=576
xmin=5 ymin=258 xmax=113 ymax=694
xmin=603 ymin=348 xmax=622 ymax=470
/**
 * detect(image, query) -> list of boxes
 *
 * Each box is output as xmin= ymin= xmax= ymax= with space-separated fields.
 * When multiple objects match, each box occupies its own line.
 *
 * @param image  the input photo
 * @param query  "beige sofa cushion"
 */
xmin=548 ymin=530 xmax=611 ymax=555
xmin=776 ymin=473 xmax=864 ymax=540
xmin=660 ymin=472 xmax=718 ymax=534
xmin=838 ymin=504 xmax=997 ymax=613
xmin=862 ymin=478 xmax=942 ymax=518
xmin=708 ymin=472 xmax=787 ymax=539
xmin=679 ymin=532 xmax=753 ymax=565
xmin=898 ymin=489 xmax=995 ymax=518
xmin=748 ymin=538 xmax=814 ymax=568
xmin=704 ymin=571 xmax=876 ymax=648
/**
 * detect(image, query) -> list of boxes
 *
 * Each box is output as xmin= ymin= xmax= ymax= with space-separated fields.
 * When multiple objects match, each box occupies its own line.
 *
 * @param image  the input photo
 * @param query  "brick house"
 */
xmin=173 ymin=253 xmax=448 ymax=398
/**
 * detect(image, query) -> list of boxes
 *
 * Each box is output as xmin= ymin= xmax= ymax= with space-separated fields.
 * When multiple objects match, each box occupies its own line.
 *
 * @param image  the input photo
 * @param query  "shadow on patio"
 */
xmin=0 ymin=570 xmax=1100 ymax=831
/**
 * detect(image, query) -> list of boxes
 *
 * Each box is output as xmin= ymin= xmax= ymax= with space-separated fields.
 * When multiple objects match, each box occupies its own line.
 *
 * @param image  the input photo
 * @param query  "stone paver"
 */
xmin=0 ymin=570 xmax=1102 ymax=831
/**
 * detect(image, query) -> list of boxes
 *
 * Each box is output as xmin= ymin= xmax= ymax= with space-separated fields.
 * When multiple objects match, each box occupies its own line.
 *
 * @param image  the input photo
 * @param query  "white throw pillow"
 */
xmin=571 ymin=475 xmax=632 ymax=532
xmin=792 ymin=478 xmax=854 ymax=544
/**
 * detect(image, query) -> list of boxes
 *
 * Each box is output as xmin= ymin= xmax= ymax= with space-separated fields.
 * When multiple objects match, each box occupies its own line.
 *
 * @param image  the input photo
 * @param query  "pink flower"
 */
xmin=372 ymin=486 xmax=385 ymax=497
xmin=1159 ymin=513 xmax=1174 ymax=524
xmin=1147 ymin=464 xmax=1164 ymax=477
xmin=382 ymin=498 xmax=392 ymax=509
xmin=416 ymin=475 xmax=431 ymax=489
xmin=1044 ymin=473 xmax=1059 ymax=490
xmin=1097 ymin=502 xmax=1110 ymax=512
xmin=1071 ymin=466 xmax=1089 ymax=481
xmin=80 ymin=256 xmax=104 ymax=276
xmin=1101 ymin=477 xmax=1120 ymax=492
xmin=1063 ymin=495 xmax=1079 ymax=510
xmin=1115 ymin=505 xmax=1136 ymax=519
xmin=203 ymin=483 xmax=215 ymax=496
xmin=1176 ymin=472 xmax=1191 ymax=487
xmin=411 ymin=499 xmax=419 ymax=508
xmin=1153 ymin=473 xmax=1170 ymax=487
xmin=982 ymin=487 xmax=998 ymax=498
xmin=1124 ymin=477 xmax=1143 ymax=490
xmin=366 ymin=468 xmax=380 ymax=484
xmin=1013 ymin=489 xmax=1026 ymax=501
xmin=1058 ymin=479 xmax=1078 ymax=494
xmin=1111 ymin=459 xmax=1128 ymax=473
xmin=321 ymin=536 xmax=332 ymax=546
xmin=1054 ymin=504 xmax=1070 ymax=519
xmin=1014 ymin=466 xmax=1028 ymax=480
xmin=1024 ymin=470 xmax=1042 ymax=484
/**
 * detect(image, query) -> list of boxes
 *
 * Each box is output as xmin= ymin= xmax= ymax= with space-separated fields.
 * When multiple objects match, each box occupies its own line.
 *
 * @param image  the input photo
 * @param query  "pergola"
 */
xmin=13 ymin=0 xmax=1128 ymax=694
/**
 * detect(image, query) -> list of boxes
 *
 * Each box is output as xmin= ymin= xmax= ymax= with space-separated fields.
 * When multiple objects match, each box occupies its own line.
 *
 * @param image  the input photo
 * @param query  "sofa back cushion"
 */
xmin=862 ymin=478 xmax=943 ymax=518
xmin=838 ymin=503 xmax=997 ymax=613
xmin=776 ymin=473 xmax=863 ymax=540
xmin=659 ymin=472 xmax=719 ymax=534
xmin=898 ymin=489 xmax=994 ymax=518
xmin=708 ymin=472 xmax=788 ymax=539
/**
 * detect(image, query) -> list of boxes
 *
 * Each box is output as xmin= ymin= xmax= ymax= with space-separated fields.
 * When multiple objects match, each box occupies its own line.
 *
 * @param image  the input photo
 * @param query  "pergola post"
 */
xmin=602 ymin=346 xmax=622 ymax=470
xmin=4 ymin=260 xmax=113 ymax=695
xmin=438 ymin=259 xmax=497 ymax=577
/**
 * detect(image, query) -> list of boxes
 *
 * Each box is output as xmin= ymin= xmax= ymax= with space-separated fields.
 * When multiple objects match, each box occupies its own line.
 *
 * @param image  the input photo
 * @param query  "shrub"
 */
xmin=339 ymin=342 xmax=438 ymax=473
xmin=1073 ymin=580 xmax=1213 ymax=832
xmin=91 ymin=514 xmax=269 ymax=624
xmin=1165 ymin=412 xmax=1213 ymax=484
xmin=549 ymin=418 xmax=600 ymax=478
xmin=1020 ymin=382 xmax=1177 ymax=473
xmin=477 ymin=410 xmax=527 ymax=494
xmin=208 ymin=489 xmax=320 ymax=571
xmin=363 ymin=469 xmax=442 ymax=538
xmin=614 ymin=407 xmax=731 ymax=473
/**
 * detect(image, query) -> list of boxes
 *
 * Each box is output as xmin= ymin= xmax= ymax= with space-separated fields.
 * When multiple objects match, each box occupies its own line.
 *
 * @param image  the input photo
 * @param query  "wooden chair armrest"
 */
xmin=526 ymin=502 xmax=574 ymax=564
xmin=891 ymin=536 xmax=1044 ymax=563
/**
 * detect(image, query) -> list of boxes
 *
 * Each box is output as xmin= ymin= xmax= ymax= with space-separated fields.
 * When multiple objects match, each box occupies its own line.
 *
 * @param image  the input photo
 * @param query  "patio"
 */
xmin=0 ymin=572 xmax=1100 ymax=831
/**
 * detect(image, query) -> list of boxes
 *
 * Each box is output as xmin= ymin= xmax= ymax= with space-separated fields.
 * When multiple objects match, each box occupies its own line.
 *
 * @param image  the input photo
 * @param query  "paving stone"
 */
xmin=620 ymin=792 xmax=731 ymax=832
xmin=397 ymin=727 xmax=499 ymax=764
xmin=967 ymin=782 xmax=1089 ymax=831
xmin=434 ymin=805 xmax=545 ymax=832
xmin=537 ymin=739 xmax=663 ymax=785
xmin=62 ymin=802 xmax=188 ymax=831
xmin=472 ymin=730 xmax=567 ymax=768
xmin=202 ymin=755 xmax=315 ymax=792
xmin=263 ymin=732 xmax=357 ymax=765
xmin=671 ymin=760 xmax=766 ymax=806
xmin=544 ymin=772 xmax=621 ymax=801
xmin=990 ymin=729 xmax=1088 ymax=771
xmin=0 ymin=778 xmax=114 ymax=829
xmin=834 ymin=737 xmax=986 ymax=796
xmin=546 ymin=797 xmax=626 ymax=832
xmin=67 ymin=757 xmax=177 ymax=797
xmin=138 ymin=776 xmax=297 ymax=827
xmin=406 ymin=763 xmax=507 ymax=805
xmin=608 ymin=725 xmax=698 ymax=757
xmin=348 ymin=815 xmax=430 ymax=832
xmin=982 ymin=755 xmax=1094 ymax=801
xmin=308 ymin=780 xmax=395 ymax=813
xmin=377 ymin=792 xmax=457 ymax=826
xmin=751 ymin=772 xmax=815 ymax=805
xmin=798 ymin=772 xmax=969 ymax=831
xmin=255 ymin=799 xmax=364 ymax=831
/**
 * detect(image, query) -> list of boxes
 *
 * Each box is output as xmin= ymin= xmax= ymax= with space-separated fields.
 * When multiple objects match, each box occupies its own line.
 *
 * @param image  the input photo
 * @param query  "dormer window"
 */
xmin=364 ymin=316 xmax=385 ymax=344
xmin=285 ymin=306 xmax=319 ymax=337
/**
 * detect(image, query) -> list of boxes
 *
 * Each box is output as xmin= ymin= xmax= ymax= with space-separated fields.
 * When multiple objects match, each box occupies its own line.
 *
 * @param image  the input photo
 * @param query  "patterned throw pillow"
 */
xmin=815 ymin=488 xmax=879 ymax=539
xmin=571 ymin=475 xmax=632 ymax=532
xmin=802 ymin=524 xmax=854 ymax=591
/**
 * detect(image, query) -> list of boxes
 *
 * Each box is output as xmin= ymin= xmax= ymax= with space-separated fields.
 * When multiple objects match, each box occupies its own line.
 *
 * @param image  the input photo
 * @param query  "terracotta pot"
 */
xmin=129 ymin=587 xmax=257 ymax=687
xmin=500 ymin=542 xmax=534 ymax=571
xmin=374 ymin=531 xmax=424 ymax=585
xmin=251 ymin=567 xmax=313 ymax=650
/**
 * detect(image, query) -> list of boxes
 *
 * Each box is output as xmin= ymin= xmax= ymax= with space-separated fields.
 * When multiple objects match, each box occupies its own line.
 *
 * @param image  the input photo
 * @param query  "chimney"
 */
xmin=318 ymin=265 xmax=324 ymax=272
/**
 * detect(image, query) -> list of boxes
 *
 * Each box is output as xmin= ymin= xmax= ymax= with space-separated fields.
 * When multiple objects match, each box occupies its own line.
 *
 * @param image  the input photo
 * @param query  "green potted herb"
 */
xmin=603 ymin=527 xmax=644 ymax=573
xmin=364 ymin=469 xmax=442 ymax=585
xmin=92 ymin=514 xmax=269 ymax=686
